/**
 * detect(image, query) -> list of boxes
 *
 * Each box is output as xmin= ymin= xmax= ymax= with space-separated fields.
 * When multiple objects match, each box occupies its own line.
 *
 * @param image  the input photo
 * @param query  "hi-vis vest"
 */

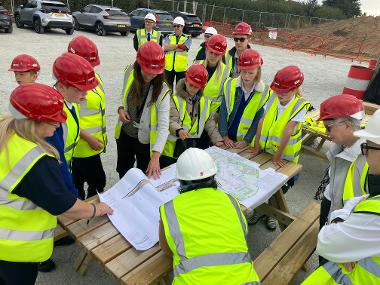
xmin=224 ymin=78 xmax=271 ymax=142
xmin=342 ymin=155 xmax=369 ymax=204
xmin=165 ymin=33 xmax=189 ymax=72
xmin=162 ymin=95 xmax=212 ymax=158
xmin=0 ymin=133 xmax=57 ymax=262
xmin=114 ymin=65 xmax=170 ymax=153
xmin=259 ymin=95 xmax=310 ymax=163
xmin=302 ymin=195 xmax=380 ymax=285
xmin=63 ymin=102 xmax=80 ymax=164
xmin=160 ymin=187 xmax=261 ymax=285
xmin=74 ymin=73 xmax=107 ymax=158
xmin=136 ymin=28 xmax=161 ymax=48
xmin=194 ymin=59 xmax=231 ymax=112
xmin=193 ymin=46 xmax=204 ymax=63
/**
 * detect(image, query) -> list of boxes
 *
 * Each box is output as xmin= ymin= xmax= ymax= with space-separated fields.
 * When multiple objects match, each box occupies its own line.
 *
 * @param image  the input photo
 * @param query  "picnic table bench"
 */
xmin=57 ymin=147 xmax=318 ymax=285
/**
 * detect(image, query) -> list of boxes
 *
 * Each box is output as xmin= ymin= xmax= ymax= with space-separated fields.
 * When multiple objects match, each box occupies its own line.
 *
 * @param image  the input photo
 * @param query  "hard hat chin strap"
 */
xmin=179 ymin=176 xmax=217 ymax=194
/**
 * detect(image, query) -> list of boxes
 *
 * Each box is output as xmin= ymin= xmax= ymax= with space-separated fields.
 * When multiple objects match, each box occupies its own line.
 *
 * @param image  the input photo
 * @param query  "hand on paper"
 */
xmin=146 ymin=152 xmax=161 ymax=179
xmin=96 ymin=202 xmax=113 ymax=215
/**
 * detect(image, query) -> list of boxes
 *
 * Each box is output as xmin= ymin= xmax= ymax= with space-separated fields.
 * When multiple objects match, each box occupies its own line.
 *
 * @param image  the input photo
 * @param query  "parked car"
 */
xmin=14 ymin=0 xmax=74 ymax=34
xmin=0 ymin=2 xmax=12 ymax=33
xmin=73 ymin=4 xmax=130 ymax=36
xmin=129 ymin=8 xmax=173 ymax=35
xmin=169 ymin=11 xmax=202 ymax=37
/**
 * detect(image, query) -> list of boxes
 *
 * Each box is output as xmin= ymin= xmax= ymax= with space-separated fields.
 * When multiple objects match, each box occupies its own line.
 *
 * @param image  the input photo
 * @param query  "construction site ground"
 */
xmin=0 ymin=27 xmax=358 ymax=284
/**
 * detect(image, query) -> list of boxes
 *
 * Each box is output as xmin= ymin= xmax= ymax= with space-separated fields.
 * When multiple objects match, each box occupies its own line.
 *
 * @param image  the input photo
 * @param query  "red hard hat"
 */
xmin=10 ymin=83 xmax=67 ymax=123
xmin=319 ymin=94 xmax=364 ymax=121
xmin=233 ymin=22 xmax=252 ymax=36
xmin=137 ymin=42 xmax=165 ymax=75
xmin=206 ymin=34 xmax=227 ymax=55
xmin=238 ymin=49 xmax=263 ymax=70
xmin=53 ymin=53 xmax=98 ymax=91
xmin=68 ymin=36 xmax=100 ymax=67
xmin=270 ymin=65 xmax=304 ymax=94
xmin=9 ymin=54 xmax=40 ymax=72
xmin=185 ymin=64 xmax=208 ymax=88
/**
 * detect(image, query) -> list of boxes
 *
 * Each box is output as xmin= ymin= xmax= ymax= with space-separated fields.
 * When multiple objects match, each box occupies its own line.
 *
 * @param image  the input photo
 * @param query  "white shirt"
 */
xmin=235 ymin=77 xmax=266 ymax=101
xmin=323 ymin=139 xmax=365 ymax=201
xmin=317 ymin=210 xmax=380 ymax=263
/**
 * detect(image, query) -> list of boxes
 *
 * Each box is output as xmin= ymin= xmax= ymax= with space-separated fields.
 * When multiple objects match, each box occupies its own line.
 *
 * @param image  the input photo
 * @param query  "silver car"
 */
xmin=73 ymin=4 xmax=131 ymax=36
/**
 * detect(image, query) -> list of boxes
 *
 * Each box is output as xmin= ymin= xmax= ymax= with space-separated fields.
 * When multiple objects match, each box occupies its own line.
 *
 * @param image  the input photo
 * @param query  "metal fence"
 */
xmin=4 ymin=0 xmax=335 ymax=29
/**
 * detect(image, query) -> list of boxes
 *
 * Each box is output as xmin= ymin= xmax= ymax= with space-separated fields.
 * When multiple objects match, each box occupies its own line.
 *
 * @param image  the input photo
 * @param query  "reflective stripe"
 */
xmin=64 ymin=143 xmax=76 ymax=153
xmin=225 ymin=78 xmax=233 ymax=114
xmin=0 ymin=228 xmax=54 ymax=241
xmin=263 ymin=147 xmax=300 ymax=161
xmin=289 ymin=98 xmax=307 ymax=119
xmin=122 ymin=65 xmax=134 ymax=108
xmin=83 ymin=126 xmax=106 ymax=134
xmin=323 ymin=262 xmax=353 ymax=285
xmin=265 ymin=92 xmax=277 ymax=112
xmin=80 ymin=108 xmax=105 ymax=116
xmin=0 ymin=190 xmax=39 ymax=210
xmin=345 ymin=78 xmax=369 ymax=91
xmin=0 ymin=147 xmax=44 ymax=191
xmin=173 ymin=251 xmax=252 ymax=277
xmin=240 ymin=117 xmax=253 ymax=125
xmin=164 ymin=194 xmax=253 ymax=277
xmin=358 ymin=258 xmax=380 ymax=278
xmin=261 ymin=135 xmax=302 ymax=145
xmin=164 ymin=201 xmax=186 ymax=257
xmin=218 ymin=63 xmax=231 ymax=98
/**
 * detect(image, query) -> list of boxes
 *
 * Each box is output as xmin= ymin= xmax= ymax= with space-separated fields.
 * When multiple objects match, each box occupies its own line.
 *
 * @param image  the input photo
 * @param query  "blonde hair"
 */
xmin=0 ymin=115 xmax=59 ymax=163
xmin=204 ymin=52 xmax=223 ymax=81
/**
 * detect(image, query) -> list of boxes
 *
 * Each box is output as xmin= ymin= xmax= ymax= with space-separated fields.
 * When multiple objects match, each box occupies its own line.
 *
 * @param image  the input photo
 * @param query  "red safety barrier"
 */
xmin=342 ymin=65 xmax=374 ymax=100
xmin=369 ymin=59 xmax=377 ymax=69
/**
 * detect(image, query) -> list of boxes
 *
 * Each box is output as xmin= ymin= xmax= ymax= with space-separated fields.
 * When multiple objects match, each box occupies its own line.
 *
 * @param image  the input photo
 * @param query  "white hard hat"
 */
xmin=354 ymin=109 xmax=380 ymax=145
xmin=173 ymin=16 xmax=185 ymax=26
xmin=145 ymin=13 xmax=156 ymax=23
xmin=205 ymin=27 xmax=217 ymax=35
xmin=176 ymin=148 xmax=217 ymax=181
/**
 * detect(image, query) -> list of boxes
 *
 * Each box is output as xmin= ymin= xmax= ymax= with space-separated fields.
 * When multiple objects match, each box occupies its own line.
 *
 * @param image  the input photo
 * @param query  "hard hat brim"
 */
xmin=354 ymin=129 xmax=380 ymax=145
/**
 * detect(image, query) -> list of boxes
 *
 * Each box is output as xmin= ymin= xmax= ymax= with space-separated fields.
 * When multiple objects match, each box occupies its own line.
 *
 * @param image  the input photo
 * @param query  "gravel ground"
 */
xmin=0 ymin=25 xmax=359 ymax=284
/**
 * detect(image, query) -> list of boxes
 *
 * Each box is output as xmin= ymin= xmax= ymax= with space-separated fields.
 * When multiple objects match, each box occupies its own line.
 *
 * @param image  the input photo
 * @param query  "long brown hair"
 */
xmin=130 ymin=61 xmax=164 ymax=106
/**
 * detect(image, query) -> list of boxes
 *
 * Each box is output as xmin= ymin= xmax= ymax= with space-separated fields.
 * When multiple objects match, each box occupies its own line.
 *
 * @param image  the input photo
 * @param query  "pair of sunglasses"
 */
xmin=234 ymin=37 xmax=247 ymax=42
xmin=173 ymin=25 xmax=182 ymax=28
xmin=360 ymin=142 xmax=380 ymax=155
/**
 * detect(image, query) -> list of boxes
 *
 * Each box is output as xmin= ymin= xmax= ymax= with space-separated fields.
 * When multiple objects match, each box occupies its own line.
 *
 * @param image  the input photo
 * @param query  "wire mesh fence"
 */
xmin=4 ymin=0 xmax=335 ymax=29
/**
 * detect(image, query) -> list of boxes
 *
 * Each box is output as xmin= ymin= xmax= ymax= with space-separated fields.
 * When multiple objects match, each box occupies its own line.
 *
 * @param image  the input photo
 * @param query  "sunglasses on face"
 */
xmin=173 ymin=25 xmax=182 ymax=28
xmin=234 ymin=37 xmax=247 ymax=42
xmin=324 ymin=120 xmax=347 ymax=132
xmin=204 ymin=34 xmax=212 ymax=38
xmin=361 ymin=142 xmax=380 ymax=155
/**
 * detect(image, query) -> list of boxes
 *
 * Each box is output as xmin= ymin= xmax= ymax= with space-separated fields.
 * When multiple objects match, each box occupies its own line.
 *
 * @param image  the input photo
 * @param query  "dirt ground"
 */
xmin=0 ymin=25 xmax=360 ymax=284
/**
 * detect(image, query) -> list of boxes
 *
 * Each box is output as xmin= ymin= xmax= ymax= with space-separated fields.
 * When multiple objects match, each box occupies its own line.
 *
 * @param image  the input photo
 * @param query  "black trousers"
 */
xmin=165 ymin=70 xmax=185 ymax=90
xmin=318 ymin=197 xmax=332 ymax=266
xmin=116 ymin=130 xmax=150 ymax=179
xmin=0 ymin=260 xmax=38 ymax=285
xmin=72 ymin=154 xmax=106 ymax=200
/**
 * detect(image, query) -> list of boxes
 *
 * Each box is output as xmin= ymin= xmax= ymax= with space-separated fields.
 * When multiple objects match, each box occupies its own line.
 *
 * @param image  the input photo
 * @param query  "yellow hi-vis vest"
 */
xmin=342 ymin=155 xmax=369 ymax=204
xmin=162 ymin=95 xmax=212 ymax=158
xmin=224 ymin=77 xmax=271 ymax=142
xmin=0 ymin=133 xmax=57 ymax=262
xmin=164 ymin=33 xmax=189 ymax=72
xmin=63 ymin=102 xmax=80 ymax=164
xmin=302 ymin=195 xmax=380 ymax=285
xmin=114 ymin=65 xmax=170 ymax=154
xmin=74 ymin=73 xmax=107 ymax=158
xmin=160 ymin=187 xmax=261 ymax=285
xmin=136 ymin=28 xmax=161 ymax=48
xmin=259 ymin=95 xmax=310 ymax=163
xmin=194 ymin=59 xmax=231 ymax=112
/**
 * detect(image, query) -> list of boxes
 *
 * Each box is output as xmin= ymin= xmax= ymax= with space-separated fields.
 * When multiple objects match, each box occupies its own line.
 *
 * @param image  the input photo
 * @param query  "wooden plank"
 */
xmin=255 ymin=203 xmax=296 ymax=226
xmin=67 ymin=215 xmax=109 ymax=238
xmin=54 ymin=224 xmax=68 ymax=241
xmin=78 ymin=222 xmax=119 ymax=251
xmin=121 ymin=251 xmax=172 ymax=285
xmin=262 ymin=220 xmax=319 ymax=285
xmin=227 ymin=146 xmax=248 ymax=154
xmin=92 ymin=234 xmax=132 ymax=264
xmin=250 ymin=153 xmax=272 ymax=166
xmin=239 ymin=148 xmax=256 ymax=160
xmin=363 ymin=101 xmax=380 ymax=115
xmin=105 ymin=245 xmax=161 ymax=279
xmin=277 ymin=162 xmax=302 ymax=177
xmin=254 ymin=202 xmax=320 ymax=281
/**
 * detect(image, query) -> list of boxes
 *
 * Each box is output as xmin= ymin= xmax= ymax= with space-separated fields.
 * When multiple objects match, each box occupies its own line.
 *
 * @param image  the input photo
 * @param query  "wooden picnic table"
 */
xmin=57 ymin=147 xmax=303 ymax=285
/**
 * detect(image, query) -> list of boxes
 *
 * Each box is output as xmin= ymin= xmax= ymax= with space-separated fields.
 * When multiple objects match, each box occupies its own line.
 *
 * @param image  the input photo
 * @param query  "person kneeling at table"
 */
xmin=302 ymin=110 xmax=380 ymax=285
xmin=159 ymin=148 xmax=260 ymax=285
xmin=250 ymin=65 xmax=310 ymax=230
xmin=160 ymin=64 xmax=224 ymax=167
xmin=0 ymin=83 xmax=112 ymax=285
